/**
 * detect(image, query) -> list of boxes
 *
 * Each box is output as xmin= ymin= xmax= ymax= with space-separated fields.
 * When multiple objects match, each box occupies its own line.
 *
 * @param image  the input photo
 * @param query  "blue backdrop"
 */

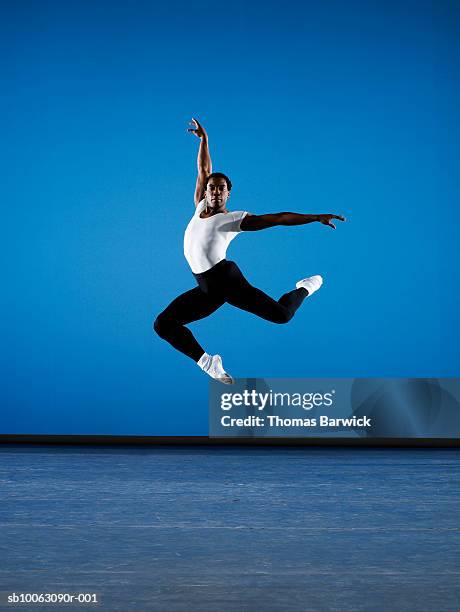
xmin=2 ymin=0 xmax=459 ymax=435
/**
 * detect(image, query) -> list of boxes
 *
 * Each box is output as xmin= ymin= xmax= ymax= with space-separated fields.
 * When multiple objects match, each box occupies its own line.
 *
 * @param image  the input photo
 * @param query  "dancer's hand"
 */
xmin=317 ymin=214 xmax=346 ymax=229
xmin=187 ymin=117 xmax=207 ymax=139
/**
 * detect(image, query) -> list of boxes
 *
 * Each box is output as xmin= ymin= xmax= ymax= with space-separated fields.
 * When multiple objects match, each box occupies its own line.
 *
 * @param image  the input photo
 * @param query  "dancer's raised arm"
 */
xmin=240 ymin=212 xmax=346 ymax=231
xmin=188 ymin=117 xmax=212 ymax=207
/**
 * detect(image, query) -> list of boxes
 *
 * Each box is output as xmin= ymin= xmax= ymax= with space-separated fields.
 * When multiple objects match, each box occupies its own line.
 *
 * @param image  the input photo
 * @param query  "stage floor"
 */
xmin=1 ymin=445 xmax=459 ymax=611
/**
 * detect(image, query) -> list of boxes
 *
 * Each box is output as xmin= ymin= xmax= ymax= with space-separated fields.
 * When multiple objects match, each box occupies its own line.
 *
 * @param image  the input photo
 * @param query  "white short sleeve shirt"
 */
xmin=183 ymin=199 xmax=248 ymax=274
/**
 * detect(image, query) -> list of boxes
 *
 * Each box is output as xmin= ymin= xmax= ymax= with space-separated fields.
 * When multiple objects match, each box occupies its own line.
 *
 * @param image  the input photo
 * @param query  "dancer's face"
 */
xmin=205 ymin=178 xmax=230 ymax=211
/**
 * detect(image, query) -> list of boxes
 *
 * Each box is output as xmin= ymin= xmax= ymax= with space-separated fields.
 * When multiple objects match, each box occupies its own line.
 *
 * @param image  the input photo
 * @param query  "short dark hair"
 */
xmin=204 ymin=172 xmax=232 ymax=192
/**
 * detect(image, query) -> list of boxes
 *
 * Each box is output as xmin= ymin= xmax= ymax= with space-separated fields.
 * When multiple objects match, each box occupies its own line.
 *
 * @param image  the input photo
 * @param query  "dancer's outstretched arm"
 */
xmin=188 ymin=117 xmax=212 ymax=207
xmin=240 ymin=212 xmax=346 ymax=231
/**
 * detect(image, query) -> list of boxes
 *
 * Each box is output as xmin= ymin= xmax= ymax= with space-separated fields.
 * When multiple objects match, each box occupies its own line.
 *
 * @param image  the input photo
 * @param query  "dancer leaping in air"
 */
xmin=154 ymin=118 xmax=346 ymax=384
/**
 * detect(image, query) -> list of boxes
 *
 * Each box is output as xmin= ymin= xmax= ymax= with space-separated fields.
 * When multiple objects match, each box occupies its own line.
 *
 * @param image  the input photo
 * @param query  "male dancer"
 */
xmin=154 ymin=118 xmax=345 ymax=384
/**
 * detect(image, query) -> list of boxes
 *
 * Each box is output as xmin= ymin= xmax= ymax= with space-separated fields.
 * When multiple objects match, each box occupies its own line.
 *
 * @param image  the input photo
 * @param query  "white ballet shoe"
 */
xmin=296 ymin=275 xmax=323 ymax=296
xmin=198 ymin=353 xmax=235 ymax=384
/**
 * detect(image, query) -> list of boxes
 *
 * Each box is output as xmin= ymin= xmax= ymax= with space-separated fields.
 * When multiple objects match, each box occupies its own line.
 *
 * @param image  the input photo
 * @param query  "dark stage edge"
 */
xmin=0 ymin=435 xmax=459 ymax=447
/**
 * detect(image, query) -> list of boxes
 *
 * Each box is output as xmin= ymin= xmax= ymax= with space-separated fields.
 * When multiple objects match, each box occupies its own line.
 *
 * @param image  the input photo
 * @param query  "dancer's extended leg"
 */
xmin=226 ymin=273 xmax=308 ymax=323
xmin=153 ymin=287 xmax=224 ymax=361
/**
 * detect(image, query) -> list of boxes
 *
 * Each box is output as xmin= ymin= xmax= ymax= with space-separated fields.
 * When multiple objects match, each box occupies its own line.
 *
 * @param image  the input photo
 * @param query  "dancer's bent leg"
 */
xmin=153 ymin=287 xmax=224 ymax=361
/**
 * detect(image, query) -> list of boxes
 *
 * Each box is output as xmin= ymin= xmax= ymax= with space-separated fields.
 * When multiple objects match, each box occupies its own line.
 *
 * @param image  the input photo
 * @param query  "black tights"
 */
xmin=153 ymin=259 xmax=308 ymax=362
